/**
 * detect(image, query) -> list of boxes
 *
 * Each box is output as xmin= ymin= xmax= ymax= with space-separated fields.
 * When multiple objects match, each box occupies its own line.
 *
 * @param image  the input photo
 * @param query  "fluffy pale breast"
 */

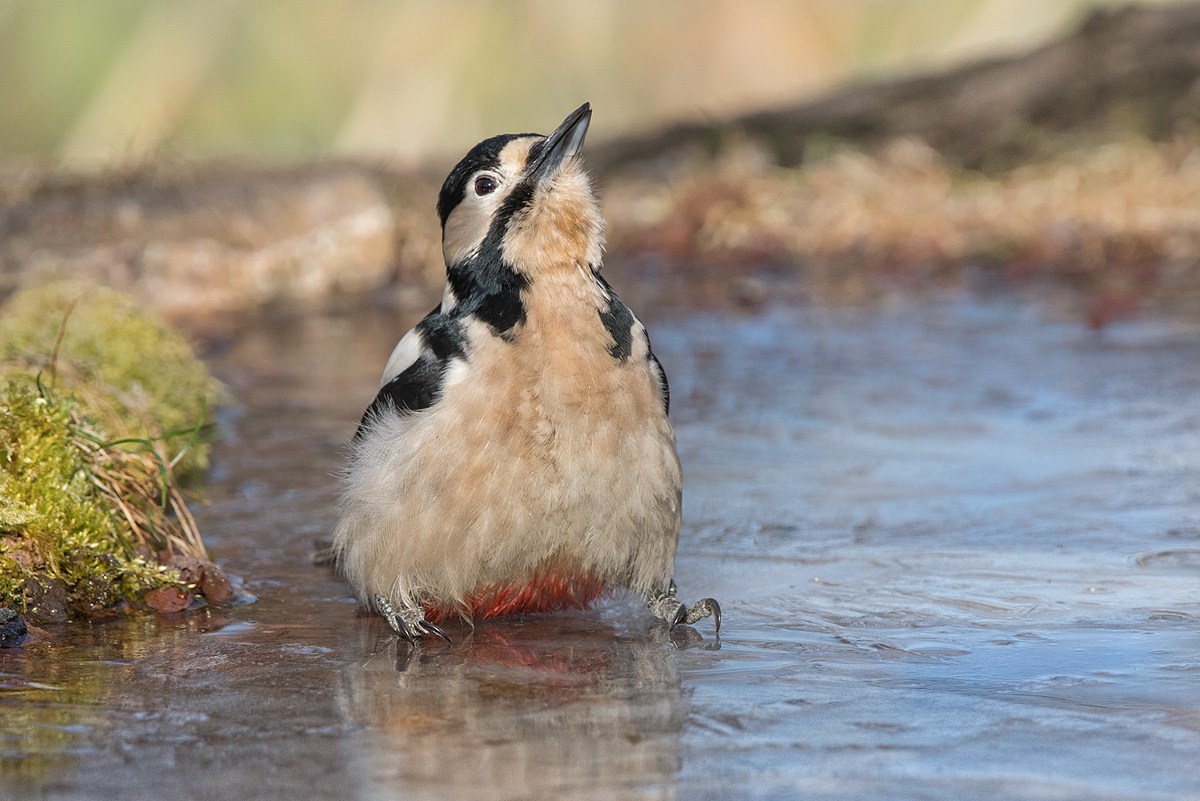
xmin=337 ymin=273 xmax=680 ymax=618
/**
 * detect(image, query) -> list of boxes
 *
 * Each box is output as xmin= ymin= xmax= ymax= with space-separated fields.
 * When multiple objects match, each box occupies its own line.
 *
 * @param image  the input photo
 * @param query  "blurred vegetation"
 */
xmin=0 ymin=0 xmax=1180 ymax=169
xmin=0 ymin=281 xmax=219 ymax=621
xmin=0 ymin=380 xmax=182 ymax=615
xmin=0 ymin=1 xmax=1197 ymax=327
xmin=0 ymin=282 xmax=221 ymax=479
xmin=606 ymin=134 xmax=1200 ymax=321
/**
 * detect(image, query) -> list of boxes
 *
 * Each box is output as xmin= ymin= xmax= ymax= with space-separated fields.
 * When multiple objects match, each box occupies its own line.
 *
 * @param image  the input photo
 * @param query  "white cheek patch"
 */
xmin=379 ymin=326 xmax=424 ymax=389
xmin=442 ymin=201 xmax=492 ymax=267
xmin=441 ymin=137 xmax=539 ymax=268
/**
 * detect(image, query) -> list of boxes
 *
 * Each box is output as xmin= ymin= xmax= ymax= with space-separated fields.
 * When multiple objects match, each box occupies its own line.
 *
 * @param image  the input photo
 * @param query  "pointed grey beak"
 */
xmin=527 ymin=102 xmax=591 ymax=181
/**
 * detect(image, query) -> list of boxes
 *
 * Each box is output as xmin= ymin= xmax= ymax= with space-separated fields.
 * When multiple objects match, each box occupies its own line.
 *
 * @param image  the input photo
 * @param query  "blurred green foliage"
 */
xmin=0 ymin=281 xmax=221 ymax=618
xmin=0 ymin=376 xmax=188 ymax=615
xmin=0 ymin=281 xmax=221 ymax=479
xmin=0 ymin=0 xmax=1171 ymax=168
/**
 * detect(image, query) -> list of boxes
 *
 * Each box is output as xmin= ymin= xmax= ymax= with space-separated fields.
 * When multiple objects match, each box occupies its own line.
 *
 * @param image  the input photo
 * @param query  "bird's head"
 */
xmin=436 ymin=103 xmax=604 ymax=285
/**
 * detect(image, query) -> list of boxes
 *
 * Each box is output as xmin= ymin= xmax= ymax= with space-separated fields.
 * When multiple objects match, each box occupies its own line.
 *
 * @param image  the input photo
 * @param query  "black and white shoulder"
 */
xmin=595 ymin=275 xmax=671 ymax=416
xmin=354 ymin=303 xmax=469 ymax=439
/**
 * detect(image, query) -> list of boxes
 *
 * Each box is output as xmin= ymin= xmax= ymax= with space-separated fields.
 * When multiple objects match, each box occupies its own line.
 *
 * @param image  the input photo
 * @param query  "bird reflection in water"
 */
xmin=336 ymin=610 xmax=714 ymax=799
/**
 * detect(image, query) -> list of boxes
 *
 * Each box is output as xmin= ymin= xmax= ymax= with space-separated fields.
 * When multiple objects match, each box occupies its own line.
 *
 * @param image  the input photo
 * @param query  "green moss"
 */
xmin=0 ymin=379 xmax=108 ymax=550
xmin=0 ymin=281 xmax=221 ymax=479
xmin=0 ymin=378 xmax=182 ymax=616
xmin=0 ymin=553 xmax=26 ymax=606
xmin=0 ymin=281 xmax=221 ymax=618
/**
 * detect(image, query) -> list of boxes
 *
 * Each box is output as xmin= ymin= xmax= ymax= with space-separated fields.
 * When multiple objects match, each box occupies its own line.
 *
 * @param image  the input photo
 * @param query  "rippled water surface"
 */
xmin=4 ymin=291 xmax=1200 ymax=800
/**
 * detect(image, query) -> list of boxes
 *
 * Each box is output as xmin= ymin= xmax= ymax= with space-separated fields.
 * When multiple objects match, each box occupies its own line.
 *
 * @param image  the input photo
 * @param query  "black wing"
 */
xmin=353 ymin=307 xmax=468 ymax=441
xmin=596 ymin=276 xmax=670 ymax=416
xmin=596 ymin=275 xmax=636 ymax=361
xmin=354 ymin=354 xmax=446 ymax=439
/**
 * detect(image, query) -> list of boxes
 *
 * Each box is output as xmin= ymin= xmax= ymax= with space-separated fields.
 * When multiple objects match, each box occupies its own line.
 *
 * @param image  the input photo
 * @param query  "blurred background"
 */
xmin=3 ymin=0 xmax=1200 ymax=324
xmin=9 ymin=6 xmax=1200 ymax=800
xmin=0 ymin=0 xmax=1174 ymax=169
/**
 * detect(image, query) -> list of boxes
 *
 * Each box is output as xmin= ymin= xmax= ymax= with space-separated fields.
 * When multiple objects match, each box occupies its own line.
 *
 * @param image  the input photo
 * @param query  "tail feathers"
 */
xmin=311 ymin=538 xmax=339 ymax=568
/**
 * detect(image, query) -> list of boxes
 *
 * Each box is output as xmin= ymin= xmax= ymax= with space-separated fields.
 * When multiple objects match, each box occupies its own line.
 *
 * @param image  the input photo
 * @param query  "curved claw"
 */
xmin=418 ymin=619 xmax=453 ymax=644
xmin=670 ymin=604 xmax=688 ymax=629
xmin=684 ymin=598 xmax=722 ymax=634
xmin=373 ymin=593 xmax=450 ymax=645
xmin=390 ymin=613 xmax=419 ymax=645
xmin=648 ymin=584 xmax=721 ymax=635
xmin=372 ymin=594 xmax=409 ymax=642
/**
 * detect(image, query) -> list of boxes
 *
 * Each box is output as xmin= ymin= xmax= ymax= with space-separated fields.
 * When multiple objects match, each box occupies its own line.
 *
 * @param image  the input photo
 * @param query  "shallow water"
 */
xmin=4 ymin=290 xmax=1200 ymax=800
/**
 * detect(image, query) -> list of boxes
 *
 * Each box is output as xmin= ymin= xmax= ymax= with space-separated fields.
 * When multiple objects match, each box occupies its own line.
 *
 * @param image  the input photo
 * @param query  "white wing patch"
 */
xmin=441 ymin=281 xmax=459 ymax=313
xmin=378 ymin=326 xmax=425 ymax=390
xmin=442 ymin=357 xmax=470 ymax=390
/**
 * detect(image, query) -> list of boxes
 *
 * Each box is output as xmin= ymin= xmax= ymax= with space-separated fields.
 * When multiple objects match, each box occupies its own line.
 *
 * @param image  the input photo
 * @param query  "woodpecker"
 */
xmin=333 ymin=103 xmax=719 ymax=643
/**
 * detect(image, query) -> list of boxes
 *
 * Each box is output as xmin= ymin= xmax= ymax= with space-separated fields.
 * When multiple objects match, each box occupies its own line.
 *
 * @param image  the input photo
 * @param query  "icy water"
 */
xmin=3 ymin=291 xmax=1200 ymax=800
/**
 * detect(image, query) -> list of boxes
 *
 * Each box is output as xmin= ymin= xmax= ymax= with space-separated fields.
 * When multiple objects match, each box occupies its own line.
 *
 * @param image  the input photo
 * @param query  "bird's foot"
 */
xmin=373 ymin=593 xmax=451 ymax=645
xmin=647 ymin=581 xmax=721 ymax=634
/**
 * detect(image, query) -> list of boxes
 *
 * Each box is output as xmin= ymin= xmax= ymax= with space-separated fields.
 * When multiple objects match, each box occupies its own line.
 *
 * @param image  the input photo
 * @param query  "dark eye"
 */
xmin=474 ymin=175 xmax=498 ymax=196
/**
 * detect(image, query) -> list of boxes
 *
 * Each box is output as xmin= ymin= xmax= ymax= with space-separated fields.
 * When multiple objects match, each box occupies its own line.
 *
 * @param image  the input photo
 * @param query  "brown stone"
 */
xmin=0 ymin=165 xmax=397 ymax=318
xmin=592 ymin=5 xmax=1200 ymax=174
xmin=144 ymin=587 xmax=191 ymax=614
xmin=4 ymin=537 xmax=43 ymax=569
xmin=198 ymin=563 xmax=235 ymax=605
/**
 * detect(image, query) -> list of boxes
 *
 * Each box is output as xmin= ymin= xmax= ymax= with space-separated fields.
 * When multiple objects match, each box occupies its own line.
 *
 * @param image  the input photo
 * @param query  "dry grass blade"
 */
xmin=82 ymin=432 xmax=207 ymax=562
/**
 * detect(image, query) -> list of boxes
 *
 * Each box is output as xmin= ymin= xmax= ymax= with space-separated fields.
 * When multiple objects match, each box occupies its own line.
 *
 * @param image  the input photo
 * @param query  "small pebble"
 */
xmin=144 ymin=587 xmax=191 ymax=614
